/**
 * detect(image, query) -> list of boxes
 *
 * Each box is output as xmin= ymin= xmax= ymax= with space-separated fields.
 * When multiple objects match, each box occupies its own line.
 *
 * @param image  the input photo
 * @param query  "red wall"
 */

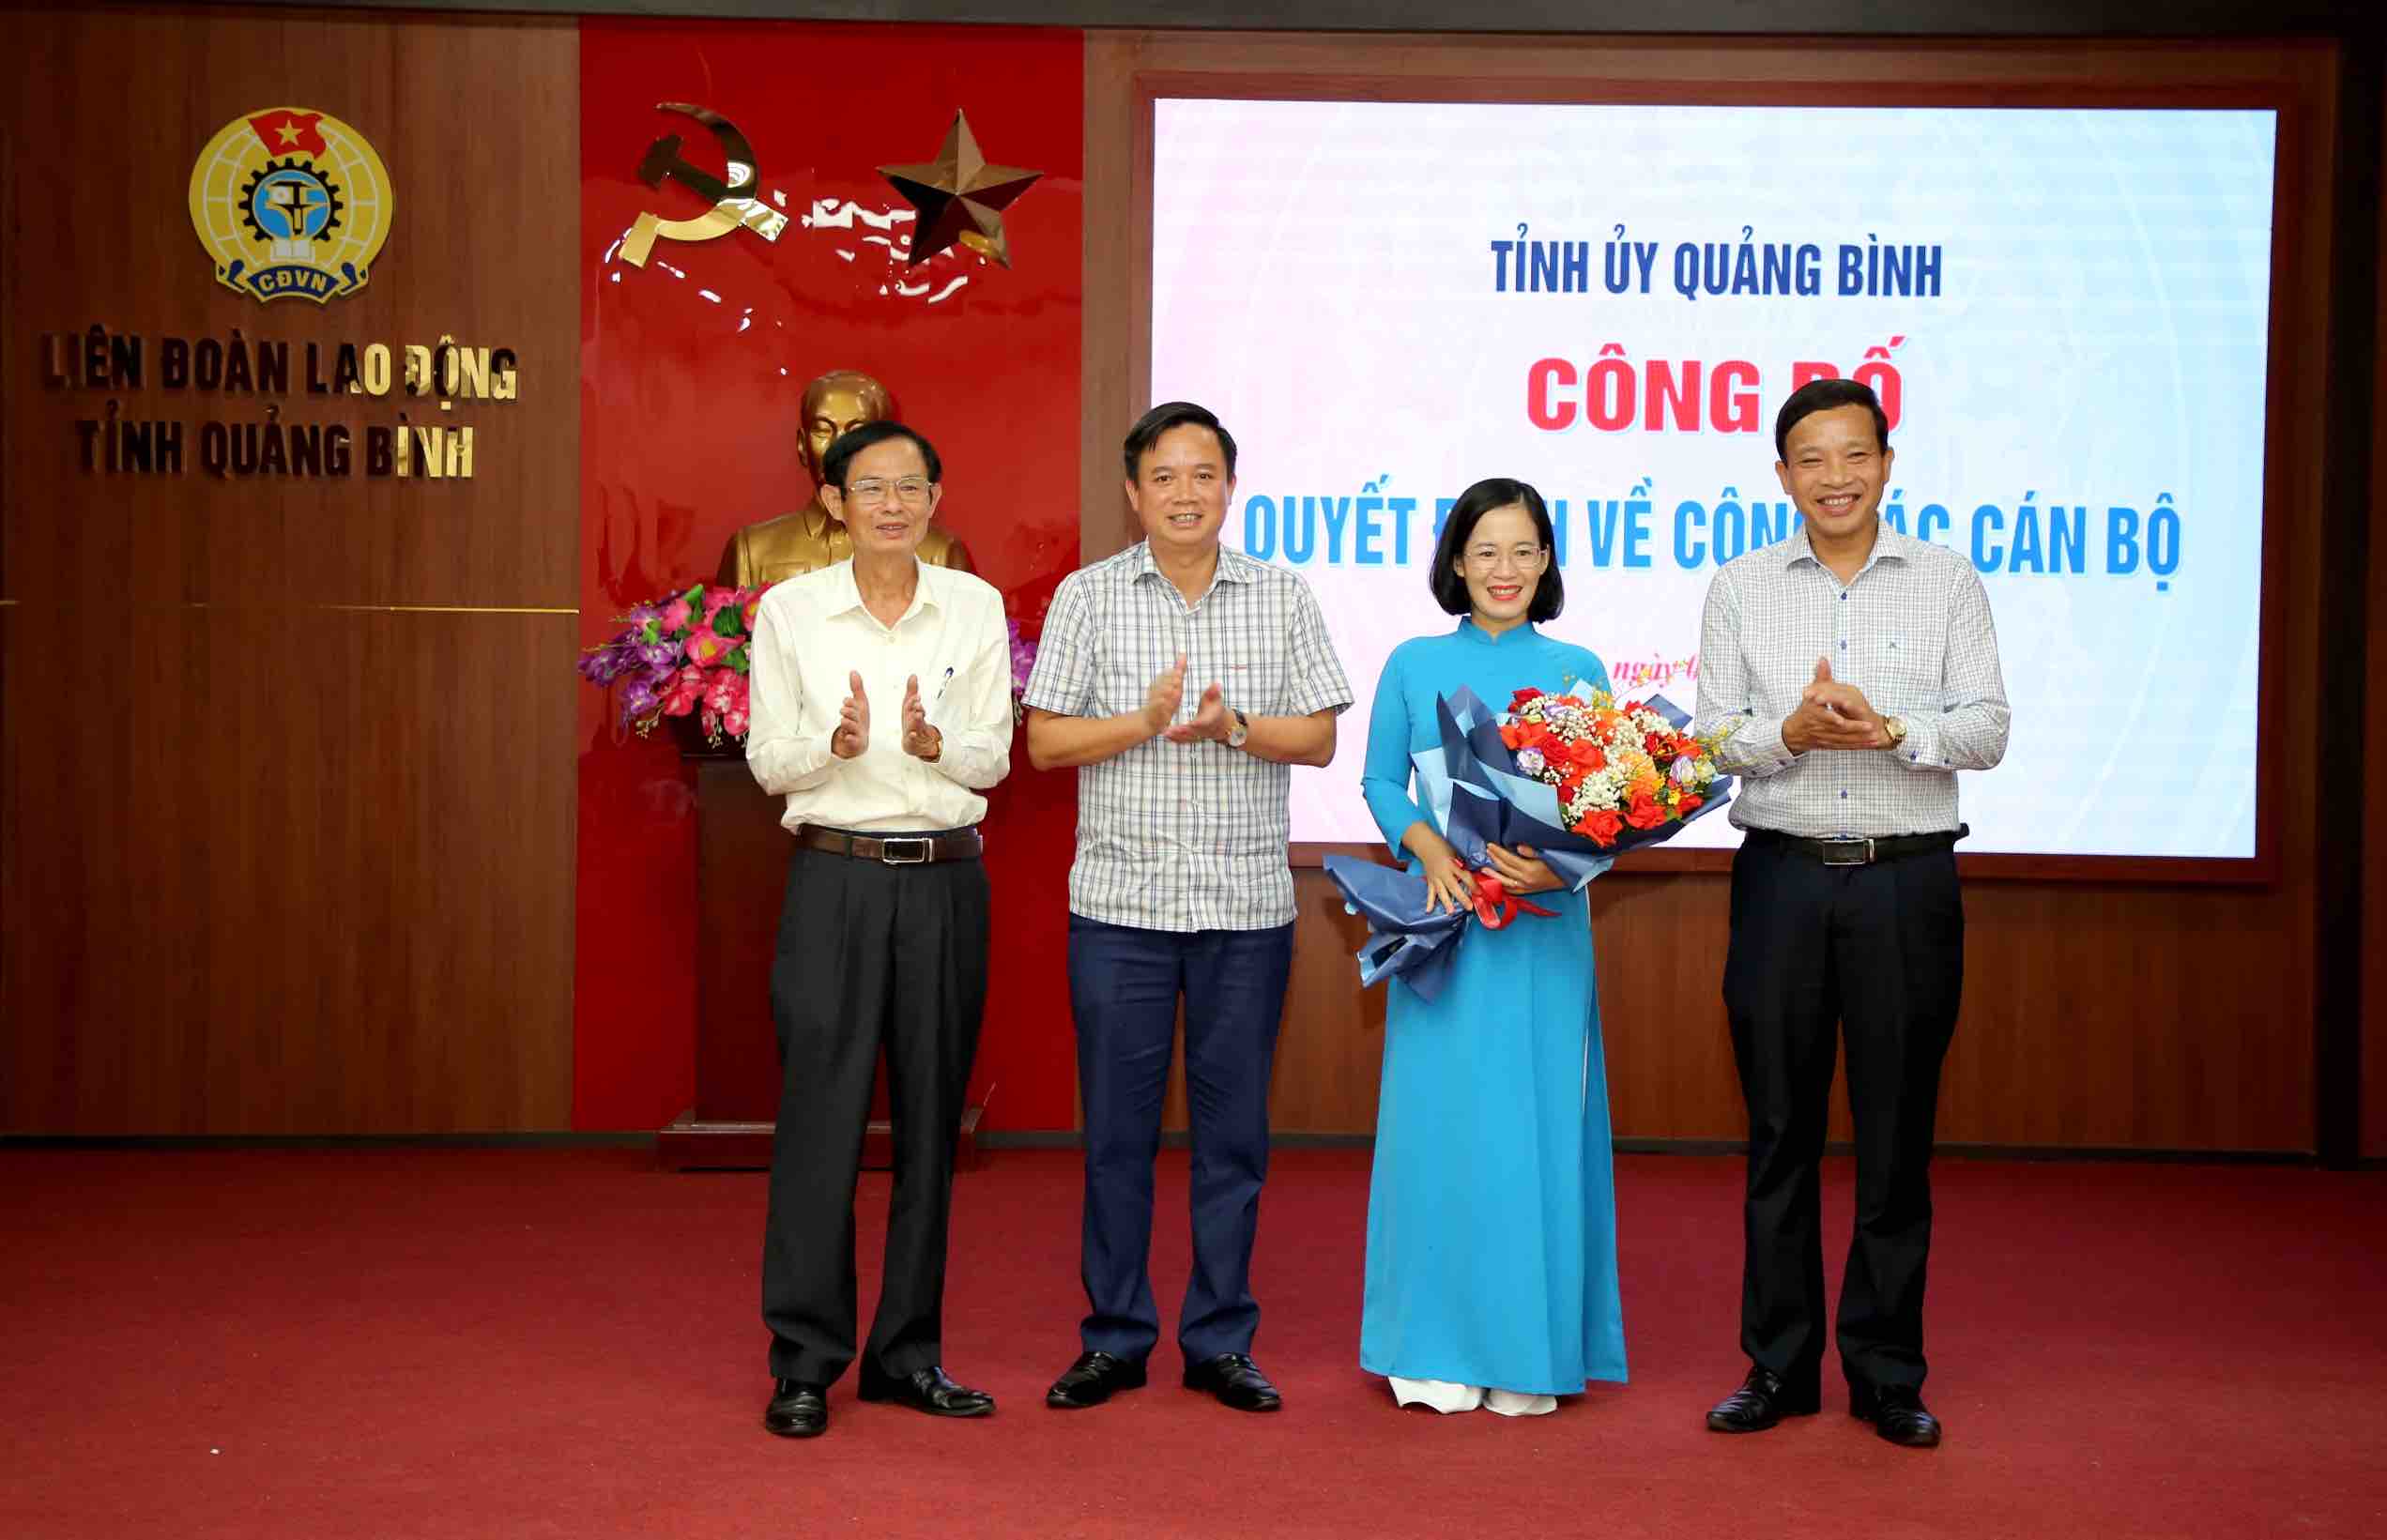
xmin=574 ymin=20 xmax=1085 ymax=1130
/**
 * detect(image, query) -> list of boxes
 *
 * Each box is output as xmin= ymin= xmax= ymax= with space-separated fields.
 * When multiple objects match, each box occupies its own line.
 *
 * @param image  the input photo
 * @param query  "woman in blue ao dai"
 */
xmin=1356 ymin=478 xmax=1628 ymax=1416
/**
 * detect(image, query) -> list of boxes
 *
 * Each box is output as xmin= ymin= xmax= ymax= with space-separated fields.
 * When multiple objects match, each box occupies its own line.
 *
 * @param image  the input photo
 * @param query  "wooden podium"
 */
xmin=655 ymin=750 xmax=982 ymax=1170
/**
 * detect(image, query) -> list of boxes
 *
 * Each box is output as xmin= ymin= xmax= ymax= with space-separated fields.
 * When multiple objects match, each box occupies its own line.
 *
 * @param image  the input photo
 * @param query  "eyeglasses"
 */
xmin=845 ymin=477 xmax=934 ymax=505
xmin=1464 ymin=543 xmax=1546 ymax=571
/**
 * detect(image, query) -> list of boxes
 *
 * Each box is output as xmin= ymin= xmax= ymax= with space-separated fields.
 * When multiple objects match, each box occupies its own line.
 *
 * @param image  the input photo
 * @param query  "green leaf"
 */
xmin=712 ymin=606 xmax=741 ymax=637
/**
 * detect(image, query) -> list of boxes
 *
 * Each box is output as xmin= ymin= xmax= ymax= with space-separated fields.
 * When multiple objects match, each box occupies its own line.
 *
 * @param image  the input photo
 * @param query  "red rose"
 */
xmin=1578 ymin=809 xmax=1624 ymax=846
xmin=1676 ymin=794 xmax=1704 ymax=816
xmin=1626 ymin=791 xmax=1666 ymax=830
xmin=1509 ymin=688 xmax=1547 ymax=710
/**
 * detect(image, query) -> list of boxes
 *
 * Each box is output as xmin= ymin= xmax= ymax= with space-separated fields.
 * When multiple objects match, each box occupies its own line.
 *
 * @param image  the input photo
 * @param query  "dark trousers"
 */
xmin=760 ymin=842 xmax=989 ymax=1385
xmin=1721 ymin=834 xmax=1964 ymax=1394
xmin=1067 ymin=914 xmax=1295 ymax=1365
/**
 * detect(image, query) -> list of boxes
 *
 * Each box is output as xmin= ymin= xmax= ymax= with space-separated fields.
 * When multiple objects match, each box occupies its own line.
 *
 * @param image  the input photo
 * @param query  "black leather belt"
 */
xmin=1746 ymin=824 xmax=1966 ymax=867
xmin=799 ymin=826 xmax=982 ymax=864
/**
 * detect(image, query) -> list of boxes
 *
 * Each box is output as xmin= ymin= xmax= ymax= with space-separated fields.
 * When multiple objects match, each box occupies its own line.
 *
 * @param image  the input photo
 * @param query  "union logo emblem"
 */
xmin=188 ymin=107 xmax=393 ymax=304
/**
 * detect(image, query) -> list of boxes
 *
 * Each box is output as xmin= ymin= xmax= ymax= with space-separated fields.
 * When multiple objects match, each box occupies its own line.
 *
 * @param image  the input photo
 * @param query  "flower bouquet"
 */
xmin=1324 ymin=679 xmax=1734 ymax=1000
xmin=577 ymin=584 xmax=764 ymax=746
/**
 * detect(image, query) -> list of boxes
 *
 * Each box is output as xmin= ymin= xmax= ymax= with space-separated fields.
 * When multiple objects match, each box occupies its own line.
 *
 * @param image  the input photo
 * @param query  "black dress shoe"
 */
xmin=1706 ymin=1365 xmax=1821 ymax=1432
xmin=763 ymin=1379 xmax=828 ymax=1438
xmin=1046 ymin=1350 xmax=1148 ymax=1409
xmin=1182 ymin=1352 xmax=1282 ymax=1412
xmin=1849 ymin=1380 xmax=1942 ymax=1448
xmin=855 ymin=1364 xmax=996 ymax=1417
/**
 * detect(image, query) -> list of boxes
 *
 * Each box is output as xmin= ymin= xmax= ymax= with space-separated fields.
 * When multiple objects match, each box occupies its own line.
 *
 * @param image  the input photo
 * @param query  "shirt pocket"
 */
xmin=1222 ymin=655 xmax=1289 ymax=716
xmin=1863 ymin=631 xmax=1939 ymax=715
xmin=1096 ymin=649 xmax=1160 ymax=718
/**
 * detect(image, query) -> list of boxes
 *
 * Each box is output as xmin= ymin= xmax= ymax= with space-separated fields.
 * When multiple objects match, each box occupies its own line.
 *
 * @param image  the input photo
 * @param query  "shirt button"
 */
xmin=1837 ymin=640 xmax=1846 ymax=649
xmin=1839 ymin=789 xmax=1848 ymax=799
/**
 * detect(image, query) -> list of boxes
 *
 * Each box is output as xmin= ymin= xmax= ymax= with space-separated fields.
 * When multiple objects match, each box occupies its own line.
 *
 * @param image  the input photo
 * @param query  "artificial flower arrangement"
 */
xmin=577 ymin=584 xmax=763 ymax=746
xmin=579 ymin=581 xmax=1037 ymax=745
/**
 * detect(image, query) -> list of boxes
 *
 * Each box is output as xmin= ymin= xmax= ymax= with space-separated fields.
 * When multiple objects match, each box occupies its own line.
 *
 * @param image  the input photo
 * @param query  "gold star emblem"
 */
xmin=274 ymin=119 xmax=301 ymax=147
xmin=878 ymin=110 xmax=1042 ymax=268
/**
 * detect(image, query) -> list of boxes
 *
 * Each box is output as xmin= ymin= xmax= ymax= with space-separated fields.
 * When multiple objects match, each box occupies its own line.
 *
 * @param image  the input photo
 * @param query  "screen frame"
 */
xmin=1099 ymin=37 xmax=2328 ymax=886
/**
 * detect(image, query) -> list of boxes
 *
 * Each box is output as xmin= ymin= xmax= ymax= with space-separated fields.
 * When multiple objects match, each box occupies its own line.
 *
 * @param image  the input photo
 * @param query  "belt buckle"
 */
xmin=878 ymin=836 xmax=933 ymax=865
xmin=1819 ymin=838 xmax=1874 ymax=867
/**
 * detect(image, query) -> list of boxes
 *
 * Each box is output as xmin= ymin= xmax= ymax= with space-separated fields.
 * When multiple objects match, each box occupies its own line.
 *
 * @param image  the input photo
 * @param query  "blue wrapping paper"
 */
xmin=1328 ymin=683 xmax=1737 ymax=993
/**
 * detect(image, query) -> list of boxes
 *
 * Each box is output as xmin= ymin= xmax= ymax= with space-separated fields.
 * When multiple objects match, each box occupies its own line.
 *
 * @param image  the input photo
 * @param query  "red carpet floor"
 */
xmin=4 ymin=1147 xmax=2382 ymax=1539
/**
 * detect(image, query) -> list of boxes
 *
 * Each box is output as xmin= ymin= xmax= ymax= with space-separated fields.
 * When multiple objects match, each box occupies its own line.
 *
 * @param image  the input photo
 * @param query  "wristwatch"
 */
xmin=1226 ymin=708 xmax=1251 ymax=749
xmin=1881 ymin=715 xmax=1907 ymax=749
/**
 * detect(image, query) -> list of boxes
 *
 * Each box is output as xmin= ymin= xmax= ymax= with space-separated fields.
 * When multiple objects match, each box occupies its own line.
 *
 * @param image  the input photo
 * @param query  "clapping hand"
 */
xmin=900 ymin=674 xmax=942 ymax=761
xmin=1165 ymin=681 xmax=1230 ymax=743
xmin=1784 ymin=657 xmax=1888 ymax=752
xmin=831 ymin=671 xmax=870 ymax=759
xmin=1141 ymin=654 xmax=1188 ymax=737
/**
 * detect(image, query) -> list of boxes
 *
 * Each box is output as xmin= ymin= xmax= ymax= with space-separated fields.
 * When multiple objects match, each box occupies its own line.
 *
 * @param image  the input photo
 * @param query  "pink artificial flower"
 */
xmin=702 ymin=586 xmax=737 ymax=622
xmin=704 ymin=670 xmax=738 ymax=712
xmin=685 ymin=629 xmax=732 ymax=667
xmin=661 ymin=665 xmax=706 ymax=716
xmin=722 ymin=703 xmax=750 ymax=738
xmin=659 ymin=596 xmax=694 ymax=636
xmin=739 ymin=590 xmax=763 ymax=632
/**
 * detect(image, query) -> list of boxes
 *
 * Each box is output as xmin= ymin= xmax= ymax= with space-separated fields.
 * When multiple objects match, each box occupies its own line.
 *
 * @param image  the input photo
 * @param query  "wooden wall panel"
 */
xmin=1 ymin=7 xmax=579 ymax=1132
xmin=1093 ymin=32 xmax=2339 ymax=1151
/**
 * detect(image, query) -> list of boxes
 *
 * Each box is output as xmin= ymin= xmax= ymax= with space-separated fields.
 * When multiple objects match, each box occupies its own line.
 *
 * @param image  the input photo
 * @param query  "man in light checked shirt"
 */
xmin=1691 ymin=379 xmax=2011 ymax=1451
xmin=1021 ymin=402 xmax=1353 ymax=1416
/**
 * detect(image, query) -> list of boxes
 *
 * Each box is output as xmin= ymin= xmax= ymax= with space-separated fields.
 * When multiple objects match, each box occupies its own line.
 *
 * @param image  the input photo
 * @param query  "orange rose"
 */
xmin=1626 ymin=791 xmax=1667 ymax=830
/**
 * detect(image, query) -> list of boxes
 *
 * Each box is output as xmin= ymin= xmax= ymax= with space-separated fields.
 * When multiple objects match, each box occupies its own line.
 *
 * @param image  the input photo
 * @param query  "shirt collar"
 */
xmin=1783 ymin=518 xmax=1914 ymax=577
xmin=1127 ymin=541 xmax=1259 ymax=587
xmin=826 ymin=557 xmax=934 ymax=624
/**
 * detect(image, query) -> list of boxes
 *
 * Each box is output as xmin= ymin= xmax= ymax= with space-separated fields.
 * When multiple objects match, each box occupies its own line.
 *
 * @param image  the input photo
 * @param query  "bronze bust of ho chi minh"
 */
xmin=714 ymin=368 xmax=974 ymax=587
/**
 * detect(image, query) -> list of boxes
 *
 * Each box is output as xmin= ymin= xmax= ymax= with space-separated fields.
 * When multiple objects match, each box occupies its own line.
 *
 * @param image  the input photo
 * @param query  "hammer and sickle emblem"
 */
xmin=621 ymin=102 xmax=790 ymax=268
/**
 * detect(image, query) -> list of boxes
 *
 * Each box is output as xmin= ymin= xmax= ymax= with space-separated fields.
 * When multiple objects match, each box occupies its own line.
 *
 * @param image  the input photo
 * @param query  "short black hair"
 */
xmin=821 ymin=419 xmax=941 ymax=488
xmin=1123 ymin=401 xmax=1237 ymax=481
xmin=1774 ymin=378 xmax=1889 ymax=463
xmin=1429 ymin=478 xmax=1564 ymax=623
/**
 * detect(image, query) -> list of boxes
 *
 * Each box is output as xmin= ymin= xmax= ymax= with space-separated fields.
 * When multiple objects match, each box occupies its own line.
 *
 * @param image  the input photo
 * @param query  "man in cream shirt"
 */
xmin=744 ymin=420 xmax=1015 ymax=1441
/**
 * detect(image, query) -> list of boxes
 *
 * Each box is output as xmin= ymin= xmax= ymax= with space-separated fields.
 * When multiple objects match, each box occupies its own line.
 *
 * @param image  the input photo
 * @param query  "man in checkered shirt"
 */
xmin=1022 ymin=402 xmax=1353 ymax=1416
xmin=1693 ymin=378 xmax=2009 ymax=1452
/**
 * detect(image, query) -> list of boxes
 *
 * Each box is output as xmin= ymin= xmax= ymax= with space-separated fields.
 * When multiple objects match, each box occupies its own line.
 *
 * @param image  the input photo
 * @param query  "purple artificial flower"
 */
xmin=576 ymin=637 xmax=638 ymax=685
xmin=1007 ymin=618 xmax=1037 ymax=691
xmin=1515 ymin=746 xmax=1547 ymax=778
xmin=638 ymin=641 xmax=678 ymax=672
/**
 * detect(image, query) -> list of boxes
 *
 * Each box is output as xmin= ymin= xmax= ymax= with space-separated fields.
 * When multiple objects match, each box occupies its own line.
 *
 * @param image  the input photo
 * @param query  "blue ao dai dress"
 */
xmin=1356 ymin=618 xmax=1628 ymax=1396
